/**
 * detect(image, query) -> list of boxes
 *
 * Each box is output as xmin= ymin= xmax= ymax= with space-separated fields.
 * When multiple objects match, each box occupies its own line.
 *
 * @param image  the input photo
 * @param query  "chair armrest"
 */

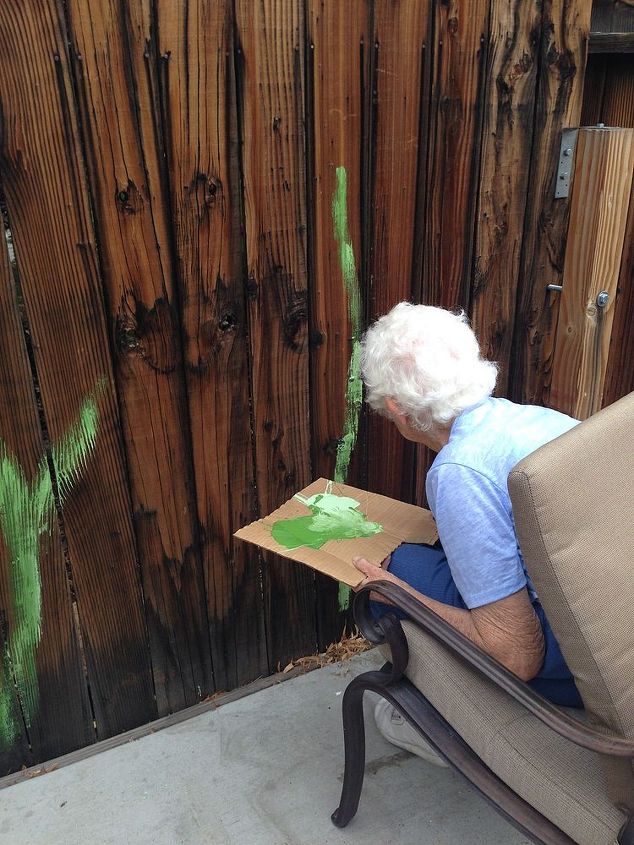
xmin=354 ymin=580 xmax=634 ymax=758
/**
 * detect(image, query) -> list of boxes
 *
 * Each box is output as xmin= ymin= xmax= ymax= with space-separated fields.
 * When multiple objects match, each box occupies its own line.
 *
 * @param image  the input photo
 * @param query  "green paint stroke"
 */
xmin=0 ymin=385 xmax=102 ymax=748
xmin=332 ymin=165 xmax=364 ymax=610
xmin=272 ymin=485 xmax=381 ymax=552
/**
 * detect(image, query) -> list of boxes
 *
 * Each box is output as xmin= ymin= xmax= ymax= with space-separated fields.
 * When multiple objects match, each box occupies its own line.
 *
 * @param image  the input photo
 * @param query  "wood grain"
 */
xmin=604 ymin=175 xmax=634 ymax=406
xmin=421 ymin=0 xmax=490 ymax=311
xmin=66 ymin=0 xmax=213 ymax=713
xmin=307 ymin=0 xmax=369 ymax=647
xmin=0 ymin=224 xmax=93 ymax=772
xmin=235 ymin=0 xmax=317 ymax=668
xmin=366 ymin=0 xmax=430 ymax=503
xmin=155 ymin=0 xmax=268 ymax=689
xmin=596 ymin=56 xmax=634 ymax=406
xmin=508 ymin=0 xmax=592 ymax=406
xmin=601 ymin=55 xmax=634 ymax=126
xmin=589 ymin=32 xmax=634 ymax=52
xmin=549 ymin=127 xmax=634 ymax=418
xmin=590 ymin=0 xmax=634 ymax=34
xmin=0 ymin=1 xmax=156 ymax=736
xmin=581 ymin=55 xmax=607 ymax=125
xmin=471 ymin=0 xmax=542 ymax=395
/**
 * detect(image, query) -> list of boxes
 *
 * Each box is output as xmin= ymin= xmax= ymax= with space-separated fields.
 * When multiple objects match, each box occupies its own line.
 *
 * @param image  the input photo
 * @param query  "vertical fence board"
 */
xmin=471 ymin=0 xmax=541 ymax=395
xmin=601 ymin=57 xmax=634 ymax=407
xmin=509 ymin=0 xmax=592 ymax=406
xmin=0 ymin=229 xmax=93 ymax=771
xmin=156 ymin=0 xmax=268 ymax=690
xmin=421 ymin=0 xmax=490 ymax=311
xmin=66 ymin=0 xmax=213 ymax=713
xmin=366 ymin=0 xmax=430 ymax=503
xmin=0 ymin=2 xmax=156 ymax=736
xmin=236 ymin=0 xmax=317 ymax=667
xmin=550 ymin=128 xmax=634 ymax=418
xmin=307 ymin=0 xmax=369 ymax=646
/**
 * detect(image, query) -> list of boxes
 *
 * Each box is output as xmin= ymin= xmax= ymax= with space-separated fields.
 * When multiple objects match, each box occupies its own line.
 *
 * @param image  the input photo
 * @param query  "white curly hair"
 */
xmin=361 ymin=302 xmax=497 ymax=431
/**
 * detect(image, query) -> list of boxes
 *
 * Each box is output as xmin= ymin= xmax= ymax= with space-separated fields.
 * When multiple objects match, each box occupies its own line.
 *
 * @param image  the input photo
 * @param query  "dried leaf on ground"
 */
xmin=282 ymin=628 xmax=371 ymax=674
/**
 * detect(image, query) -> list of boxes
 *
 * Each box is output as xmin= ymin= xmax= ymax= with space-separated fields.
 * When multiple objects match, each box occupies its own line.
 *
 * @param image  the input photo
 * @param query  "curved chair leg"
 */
xmin=331 ymin=677 xmax=367 ymax=828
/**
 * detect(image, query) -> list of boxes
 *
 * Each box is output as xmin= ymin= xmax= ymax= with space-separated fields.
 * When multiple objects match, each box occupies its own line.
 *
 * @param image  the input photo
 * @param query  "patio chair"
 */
xmin=332 ymin=391 xmax=634 ymax=845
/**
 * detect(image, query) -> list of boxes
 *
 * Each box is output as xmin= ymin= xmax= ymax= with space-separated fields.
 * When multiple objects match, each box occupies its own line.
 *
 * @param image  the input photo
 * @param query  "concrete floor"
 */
xmin=0 ymin=649 xmax=530 ymax=845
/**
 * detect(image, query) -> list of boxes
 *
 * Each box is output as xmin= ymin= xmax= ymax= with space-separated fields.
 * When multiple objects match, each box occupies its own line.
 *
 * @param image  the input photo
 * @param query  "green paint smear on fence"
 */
xmin=0 ymin=386 xmax=102 ymax=749
xmin=272 ymin=489 xmax=381 ymax=551
xmin=332 ymin=165 xmax=364 ymax=610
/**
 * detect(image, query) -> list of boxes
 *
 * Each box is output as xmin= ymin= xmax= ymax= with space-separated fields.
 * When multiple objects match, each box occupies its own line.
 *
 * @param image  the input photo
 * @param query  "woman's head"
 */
xmin=361 ymin=302 xmax=497 ymax=432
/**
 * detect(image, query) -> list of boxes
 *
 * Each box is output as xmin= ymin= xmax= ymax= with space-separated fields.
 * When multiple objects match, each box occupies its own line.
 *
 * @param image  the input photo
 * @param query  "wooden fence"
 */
xmin=1 ymin=0 xmax=631 ymax=774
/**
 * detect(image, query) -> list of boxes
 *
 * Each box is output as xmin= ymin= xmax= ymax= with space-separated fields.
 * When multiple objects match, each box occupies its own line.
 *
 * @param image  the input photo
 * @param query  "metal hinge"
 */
xmin=555 ymin=128 xmax=579 ymax=199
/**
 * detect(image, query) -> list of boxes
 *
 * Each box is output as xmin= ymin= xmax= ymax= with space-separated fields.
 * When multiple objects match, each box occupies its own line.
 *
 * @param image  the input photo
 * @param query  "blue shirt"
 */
xmin=425 ymin=398 xmax=578 ymax=609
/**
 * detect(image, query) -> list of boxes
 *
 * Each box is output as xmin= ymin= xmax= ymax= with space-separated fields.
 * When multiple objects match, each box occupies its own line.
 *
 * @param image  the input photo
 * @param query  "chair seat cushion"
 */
xmin=381 ymin=622 xmax=627 ymax=845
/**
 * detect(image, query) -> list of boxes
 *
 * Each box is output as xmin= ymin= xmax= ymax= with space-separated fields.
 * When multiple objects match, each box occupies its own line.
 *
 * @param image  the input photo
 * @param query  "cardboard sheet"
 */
xmin=234 ymin=478 xmax=438 ymax=587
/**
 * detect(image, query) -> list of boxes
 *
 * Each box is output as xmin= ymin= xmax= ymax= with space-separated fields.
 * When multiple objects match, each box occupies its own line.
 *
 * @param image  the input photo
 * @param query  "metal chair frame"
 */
xmin=332 ymin=582 xmax=634 ymax=845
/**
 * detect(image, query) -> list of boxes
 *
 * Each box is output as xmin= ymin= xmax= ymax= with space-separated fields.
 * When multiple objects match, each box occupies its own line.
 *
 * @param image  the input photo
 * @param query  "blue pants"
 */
xmin=373 ymin=543 xmax=583 ymax=708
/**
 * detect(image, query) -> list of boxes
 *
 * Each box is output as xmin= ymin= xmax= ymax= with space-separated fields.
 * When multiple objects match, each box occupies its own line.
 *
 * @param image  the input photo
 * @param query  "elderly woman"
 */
xmin=353 ymin=303 xmax=581 ymax=762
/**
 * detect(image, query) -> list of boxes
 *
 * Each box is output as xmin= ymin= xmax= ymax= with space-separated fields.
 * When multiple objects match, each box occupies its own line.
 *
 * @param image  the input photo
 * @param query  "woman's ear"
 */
xmin=385 ymin=397 xmax=407 ymax=423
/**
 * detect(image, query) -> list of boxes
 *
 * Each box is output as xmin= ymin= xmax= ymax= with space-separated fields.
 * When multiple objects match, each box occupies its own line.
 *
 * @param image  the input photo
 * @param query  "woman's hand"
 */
xmin=352 ymin=556 xmax=394 ymax=585
xmin=352 ymin=556 xmax=403 ymax=604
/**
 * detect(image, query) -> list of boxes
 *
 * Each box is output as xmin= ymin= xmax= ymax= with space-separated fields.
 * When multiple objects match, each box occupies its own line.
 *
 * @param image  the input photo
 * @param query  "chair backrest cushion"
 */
xmin=508 ymin=392 xmax=634 ymax=811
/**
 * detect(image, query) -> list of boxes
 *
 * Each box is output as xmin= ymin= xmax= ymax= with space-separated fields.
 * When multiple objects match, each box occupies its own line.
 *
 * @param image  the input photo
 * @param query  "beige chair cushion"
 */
xmin=508 ymin=392 xmax=634 ymax=810
xmin=382 ymin=623 xmax=626 ymax=845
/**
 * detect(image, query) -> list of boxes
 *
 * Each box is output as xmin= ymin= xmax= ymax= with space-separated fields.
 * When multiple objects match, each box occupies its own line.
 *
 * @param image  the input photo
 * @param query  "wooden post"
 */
xmin=550 ymin=127 xmax=634 ymax=419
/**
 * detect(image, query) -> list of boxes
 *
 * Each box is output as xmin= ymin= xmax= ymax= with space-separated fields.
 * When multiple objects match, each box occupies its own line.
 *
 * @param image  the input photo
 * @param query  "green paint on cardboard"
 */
xmin=0 ymin=386 xmax=102 ymax=748
xmin=332 ymin=165 xmax=364 ymax=610
xmin=272 ymin=487 xmax=381 ymax=552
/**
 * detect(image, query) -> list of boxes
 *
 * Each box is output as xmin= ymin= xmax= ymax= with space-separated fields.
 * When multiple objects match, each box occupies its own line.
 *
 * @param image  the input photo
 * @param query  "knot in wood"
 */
xmin=218 ymin=312 xmax=237 ymax=332
xmin=187 ymin=173 xmax=223 ymax=215
xmin=282 ymin=293 xmax=308 ymax=352
xmin=115 ymin=314 xmax=140 ymax=353
xmin=205 ymin=177 xmax=222 ymax=207
xmin=115 ymin=182 xmax=142 ymax=215
xmin=246 ymin=277 xmax=259 ymax=299
xmin=115 ymin=299 xmax=178 ymax=373
xmin=309 ymin=329 xmax=325 ymax=348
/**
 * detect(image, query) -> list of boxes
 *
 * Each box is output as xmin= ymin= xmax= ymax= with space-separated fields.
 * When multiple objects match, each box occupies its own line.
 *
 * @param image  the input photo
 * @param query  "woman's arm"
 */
xmin=353 ymin=557 xmax=545 ymax=682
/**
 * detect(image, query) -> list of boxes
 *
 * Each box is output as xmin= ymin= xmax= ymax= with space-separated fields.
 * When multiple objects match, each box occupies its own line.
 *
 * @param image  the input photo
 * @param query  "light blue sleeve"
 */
xmin=426 ymin=462 xmax=527 ymax=609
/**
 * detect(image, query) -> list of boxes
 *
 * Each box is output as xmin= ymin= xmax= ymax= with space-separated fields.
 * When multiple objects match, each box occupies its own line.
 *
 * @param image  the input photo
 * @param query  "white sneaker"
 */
xmin=374 ymin=698 xmax=448 ymax=767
